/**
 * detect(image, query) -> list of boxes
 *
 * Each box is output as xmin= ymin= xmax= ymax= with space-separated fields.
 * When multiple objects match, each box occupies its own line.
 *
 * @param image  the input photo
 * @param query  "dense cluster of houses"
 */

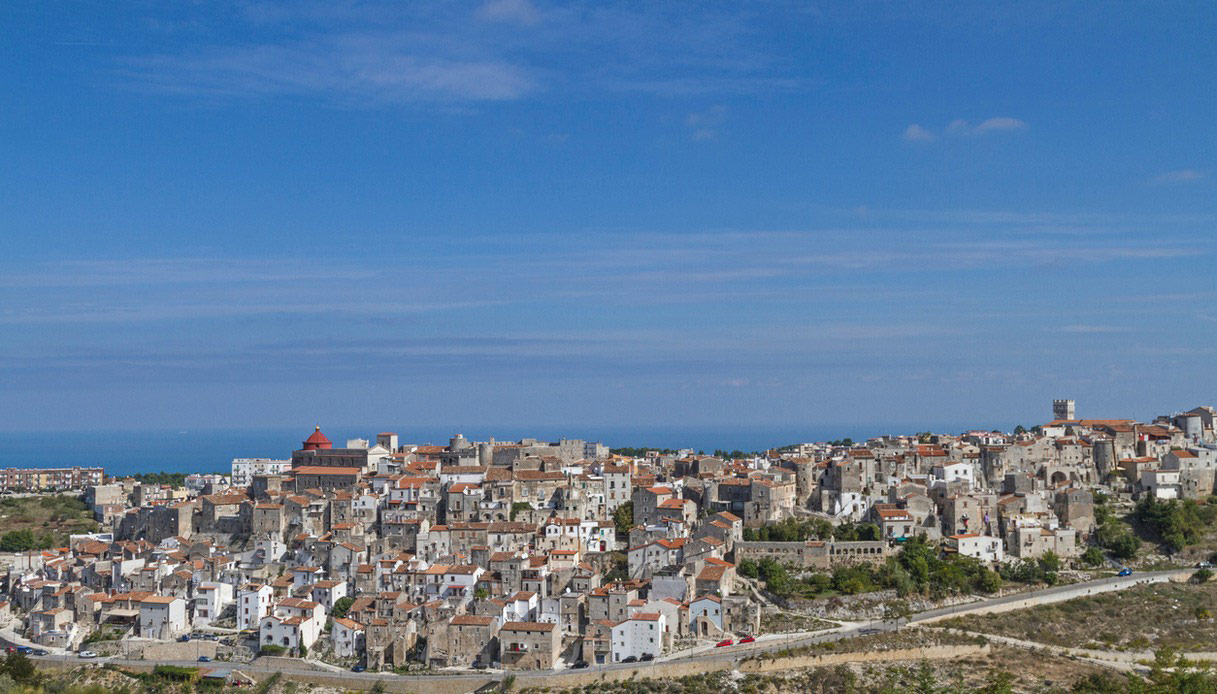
xmin=3 ymin=403 xmax=1214 ymax=670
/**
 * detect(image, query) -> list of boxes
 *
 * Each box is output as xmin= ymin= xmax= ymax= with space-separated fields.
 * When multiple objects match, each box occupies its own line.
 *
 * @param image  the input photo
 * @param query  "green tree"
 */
xmin=1193 ymin=567 xmax=1213 ymax=584
xmin=0 ymin=653 xmax=37 ymax=685
xmin=977 ymin=569 xmax=1002 ymax=593
xmin=1038 ymin=551 xmax=1062 ymax=574
xmin=1134 ymin=495 xmax=1217 ymax=553
xmin=979 ymin=670 xmax=1015 ymax=694
xmin=912 ymin=660 xmax=940 ymax=694
xmin=737 ymin=558 xmax=759 ymax=579
xmin=0 ymin=529 xmax=37 ymax=552
xmin=1107 ymin=532 xmax=1141 ymax=560
xmin=330 ymin=596 xmax=355 ymax=618
xmin=613 ymin=501 xmax=634 ymax=537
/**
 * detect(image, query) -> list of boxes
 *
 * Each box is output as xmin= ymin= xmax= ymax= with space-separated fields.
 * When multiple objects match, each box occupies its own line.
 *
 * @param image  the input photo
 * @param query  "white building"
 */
xmin=935 ymin=461 xmax=976 ymax=489
xmin=627 ymin=538 xmax=685 ymax=579
xmin=292 ymin=566 xmax=325 ymax=590
xmin=237 ymin=583 xmax=273 ymax=631
xmin=830 ymin=490 xmax=868 ymax=521
xmin=503 ymin=591 xmax=538 ymax=621
xmin=580 ymin=520 xmax=617 ymax=553
xmin=260 ymin=598 xmax=325 ymax=652
xmin=946 ymin=533 xmax=1004 ymax=563
xmin=602 ymin=465 xmax=631 ymax=512
xmin=253 ymin=539 xmax=287 ymax=565
xmin=632 ymin=598 xmax=682 ymax=637
xmin=260 ymin=614 xmax=316 ymax=652
xmin=193 ymin=581 xmax=233 ymax=627
xmin=139 ymin=595 xmax=187 ymax=640
xmin=231 ymin=458 xmax=291 ymax=487
xmin=441 ymin=565 xmax=483 ymax=598
xmin=309 ymin=580 xmax=349 ymax=611
xmin=331 ymin=617 xmax=365 ymax=658
xmin=611 ymin=612 xmax=665 ymax=662
xmin=185 ymin=474 xmax=231 ymax=495
xmin=688 ymin=594 xmax=723 ymax=633
xmin=1142 ymin=469 xmax=1181 ymax=500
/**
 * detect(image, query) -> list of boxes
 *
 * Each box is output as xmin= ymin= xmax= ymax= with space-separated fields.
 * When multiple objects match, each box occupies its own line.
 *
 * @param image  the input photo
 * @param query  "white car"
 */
xmin=78 ymin=651 xmax=98 ymax=659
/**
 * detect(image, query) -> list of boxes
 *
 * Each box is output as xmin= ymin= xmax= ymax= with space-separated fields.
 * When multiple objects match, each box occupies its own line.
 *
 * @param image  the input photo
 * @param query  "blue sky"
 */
xmin=1 ymin=1 xmax=1215 ymax=438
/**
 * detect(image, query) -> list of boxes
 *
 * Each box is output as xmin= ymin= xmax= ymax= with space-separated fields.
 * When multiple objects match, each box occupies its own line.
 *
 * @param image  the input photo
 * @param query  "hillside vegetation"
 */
xmin=0 ymin=495 xmax=98 ymax=551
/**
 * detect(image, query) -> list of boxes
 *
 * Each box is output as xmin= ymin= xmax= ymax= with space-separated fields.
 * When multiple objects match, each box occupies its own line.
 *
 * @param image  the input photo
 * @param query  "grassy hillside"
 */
xmin=0 ymin=495 xmax=100 ymax=550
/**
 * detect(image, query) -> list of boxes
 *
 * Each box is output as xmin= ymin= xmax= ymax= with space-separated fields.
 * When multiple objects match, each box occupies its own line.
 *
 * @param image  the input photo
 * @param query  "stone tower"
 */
xmin=1053 ymin=399 xmax=1076 ymax=421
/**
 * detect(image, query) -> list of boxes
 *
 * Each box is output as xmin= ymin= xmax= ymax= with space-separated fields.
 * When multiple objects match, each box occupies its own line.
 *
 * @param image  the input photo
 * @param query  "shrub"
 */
xmin=1081 ymin=546 xmax=1105 ymax=567
xmin=152 ymin=665 xmax=200 ymax=682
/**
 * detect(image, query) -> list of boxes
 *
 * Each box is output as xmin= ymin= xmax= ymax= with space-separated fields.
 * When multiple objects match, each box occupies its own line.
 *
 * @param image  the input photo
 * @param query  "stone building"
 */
xmin=499 ymin=621 xmax=560 ymax=670
xmin=434 ymin=614 xmax=499 ymax=667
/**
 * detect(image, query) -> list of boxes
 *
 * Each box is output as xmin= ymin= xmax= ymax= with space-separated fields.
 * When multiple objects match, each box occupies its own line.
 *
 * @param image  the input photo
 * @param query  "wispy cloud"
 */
xmin=113 ymin=3 xmax=810 ymax=105
xmin=122 ymin=34 xmax=536 ymax=103
xmin=0 ymin=258 xmax=380 ymax=289
xmin=685 ymin=105 xmax=727 ymax=141
xmin=955 ymin=117 xmax=1027 ymax=135
xmin=1153 ymin=169 xmax=1205 ymax=184
xmin=903 ymin=124 xmax=935 ymax=142
xmin=475 ymin=0 xmax=542 ymax=26
xmin=904 ymin=117 xmax=1027 ymax=141
xmin=1057 ymin=324 xmax=1133 ymax=334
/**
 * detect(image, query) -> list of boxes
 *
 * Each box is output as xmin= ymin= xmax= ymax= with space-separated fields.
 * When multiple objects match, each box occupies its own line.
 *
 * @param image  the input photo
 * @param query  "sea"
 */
xmin=0 ymin=423 xmax=965 ymax=477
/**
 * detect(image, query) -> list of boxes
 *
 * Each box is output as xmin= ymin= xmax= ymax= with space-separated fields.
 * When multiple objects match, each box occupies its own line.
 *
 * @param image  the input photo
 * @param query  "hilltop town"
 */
xmin=1 ymin=401 xmax=1215 ymax=690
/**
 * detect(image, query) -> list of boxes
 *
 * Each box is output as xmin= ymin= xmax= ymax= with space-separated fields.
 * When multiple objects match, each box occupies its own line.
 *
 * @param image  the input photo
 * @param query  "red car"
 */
xmin=715 ymin=639 xmax=734 ymax=648
xmin=739 ymin=636 xmax=755 ymax=644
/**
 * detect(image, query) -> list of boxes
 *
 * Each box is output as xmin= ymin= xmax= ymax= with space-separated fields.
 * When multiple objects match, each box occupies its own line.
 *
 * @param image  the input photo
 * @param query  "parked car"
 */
xmin=622 ymin=655 xmax=638 ymax=663
xmin=1118 ymin=567 xmax=1133 ymax=576
xmin=16 ymin=647 xmax=32 ymax=654
xmin=1198 ymin=562 xmax=1214 ymax=569
xmin=32 ymin=649 xmax=48 ymax=656
xmin=471 ymin=661 xmax=488 ymax=670
xmin=179 ymin=635 xmax=191 ymax=642
xmin=197 ymin=656 xmax=211 ymax=663
xmin=715 ymin=639 xmax=734 ymax=648
xmin=572 ymin=661 xmax=589 ymax=669
xmin=739 ymin=636 xmax=755 ymax=644
xmin=640 ymin=653 xmax=654 ymax=662
xmin=78 ymin=651 xmax=98 ymax=659
xmin=351 ymin=665 xmax=366 ymax=672
xmin=4 ymin=647 xmax=13 ymax=654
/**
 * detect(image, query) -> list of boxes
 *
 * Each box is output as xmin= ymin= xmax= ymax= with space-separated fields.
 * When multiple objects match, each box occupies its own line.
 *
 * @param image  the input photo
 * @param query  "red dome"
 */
xmin=302 ymin=426 xmax=332 ymax=450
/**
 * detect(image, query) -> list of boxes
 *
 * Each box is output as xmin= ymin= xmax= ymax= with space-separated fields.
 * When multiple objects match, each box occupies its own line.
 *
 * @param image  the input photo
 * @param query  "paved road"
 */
xmin=910 ymin=568 xmax=1187 ymax=624
xmin=30 ymin=568 xmax=1195 ymax=691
